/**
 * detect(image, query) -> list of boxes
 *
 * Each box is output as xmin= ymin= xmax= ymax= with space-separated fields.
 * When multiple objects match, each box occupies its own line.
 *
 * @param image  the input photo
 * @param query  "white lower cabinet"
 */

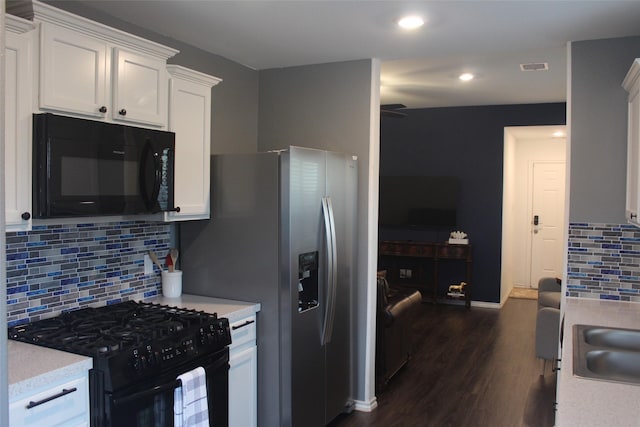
xmin=229 ymin=314 xmax=258 ymax=427
xmin=10 ymin=375 xmax=89 ymax=427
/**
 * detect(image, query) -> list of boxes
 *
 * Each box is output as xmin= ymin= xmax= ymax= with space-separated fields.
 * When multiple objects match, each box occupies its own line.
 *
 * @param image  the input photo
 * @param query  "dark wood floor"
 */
xmin=330 ymin=297 xmax=556 ymax=427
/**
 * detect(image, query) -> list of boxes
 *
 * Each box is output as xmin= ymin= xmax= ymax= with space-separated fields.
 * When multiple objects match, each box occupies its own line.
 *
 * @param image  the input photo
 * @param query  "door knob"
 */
xmin=118 ymin=109 xmax=127 ymax=116
xmin=21 ymin=212 xmax=31 ymax=220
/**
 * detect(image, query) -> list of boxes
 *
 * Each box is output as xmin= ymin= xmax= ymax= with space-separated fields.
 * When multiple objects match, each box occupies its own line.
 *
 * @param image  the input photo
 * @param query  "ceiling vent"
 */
xmin=520 ymin=62 xmax=549 ymax=71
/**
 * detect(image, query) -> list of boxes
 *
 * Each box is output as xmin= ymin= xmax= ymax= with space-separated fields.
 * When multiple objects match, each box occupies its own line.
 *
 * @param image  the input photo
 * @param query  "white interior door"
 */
xmin=530 ymin=161 xmax=566 ymax=288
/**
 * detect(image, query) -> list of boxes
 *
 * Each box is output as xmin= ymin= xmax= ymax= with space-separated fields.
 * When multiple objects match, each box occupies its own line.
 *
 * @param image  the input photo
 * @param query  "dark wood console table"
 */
xmin=378 ymin=240 xmax=473 ymax=308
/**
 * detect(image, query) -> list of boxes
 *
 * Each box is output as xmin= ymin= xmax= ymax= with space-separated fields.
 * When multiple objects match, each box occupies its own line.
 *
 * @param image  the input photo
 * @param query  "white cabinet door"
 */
xmin=5 ymin=27 xmax=33 ymax=231
xmin=112 ymin=48 xmax=167 ymax=127
xmin=40 ymin=23 xmax=108 ymax=118
xmin=38 ymin=20 xmax=174 ymax=128
xmin=229 ymin=345 xmax=258 ymax=427
xmin=10 ymin=376 xmax=89 ymax=427
xmin=165 ymin=65 xmax=221 ymax=221
xmin=228 ymin=314 xmax=257 ymax=427
xmin=624 ymin=59 xmax=640 ymax=225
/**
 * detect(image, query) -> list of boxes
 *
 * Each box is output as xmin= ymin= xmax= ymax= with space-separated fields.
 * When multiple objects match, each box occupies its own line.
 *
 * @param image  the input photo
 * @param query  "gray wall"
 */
xmin=258 ymin=59 xmax=377 ymax=404
xmin=45 ymin=1 xmax=260 ymax=154
xmin=570 ymin=36 xmax=640 ymax=222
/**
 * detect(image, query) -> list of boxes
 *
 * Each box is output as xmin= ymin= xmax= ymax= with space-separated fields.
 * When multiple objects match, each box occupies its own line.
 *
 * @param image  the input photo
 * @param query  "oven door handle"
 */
xmin=111 ymin=379 xmax=182 ymax=407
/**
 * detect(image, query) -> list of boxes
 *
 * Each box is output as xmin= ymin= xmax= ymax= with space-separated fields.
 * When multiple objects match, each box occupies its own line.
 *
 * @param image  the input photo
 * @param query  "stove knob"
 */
xmin=132 ymin=355 xmax=142 ymax=372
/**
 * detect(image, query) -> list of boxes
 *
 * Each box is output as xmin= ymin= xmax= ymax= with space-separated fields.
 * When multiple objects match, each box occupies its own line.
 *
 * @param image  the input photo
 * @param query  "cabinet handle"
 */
xmin=119 ymin=108 xmax=127 ymax=116
xmin=21 ymin=212 xmax=30 ymax=221
xmin=26 ymin=387 xmax=77 ymax=409
xmin=98 ymin=106 xmax=107 ymax=113
xmin=232 ymin=320 xmax=255 ymax=330
xmin=631 ymin=213 xmax=638 ymax=220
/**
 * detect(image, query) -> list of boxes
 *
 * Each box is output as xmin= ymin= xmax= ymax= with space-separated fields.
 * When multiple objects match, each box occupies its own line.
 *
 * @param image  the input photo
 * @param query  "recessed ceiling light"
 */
xmin=459 ymin=73 xmax=474 ymax=82
xmin=398 ymin=15 xmax=424 ymax=30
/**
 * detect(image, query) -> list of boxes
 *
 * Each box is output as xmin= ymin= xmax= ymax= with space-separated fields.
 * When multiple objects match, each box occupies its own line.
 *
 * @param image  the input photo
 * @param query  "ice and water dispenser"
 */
xmin=298 ymin=251 xmax=319 ymax=312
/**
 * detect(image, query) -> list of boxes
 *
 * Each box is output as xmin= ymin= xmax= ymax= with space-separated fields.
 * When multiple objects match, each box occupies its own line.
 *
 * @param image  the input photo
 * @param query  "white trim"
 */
xmin=353 ymin=397 xmax=378 ymax=412
xmin=8 ymin=0 xmax=178 ymax=60
xmin=6 ymin=14 xmax=35 ymax=34
xmin=166 ymin=65 xmax=222 ymax=88
xmin=1 ymin=5 xmax=9 ymax=425
xmin=363 ymin=58 xmax=381 ymax=405
xmin=471 ymin=301 xmax=501 ymax=309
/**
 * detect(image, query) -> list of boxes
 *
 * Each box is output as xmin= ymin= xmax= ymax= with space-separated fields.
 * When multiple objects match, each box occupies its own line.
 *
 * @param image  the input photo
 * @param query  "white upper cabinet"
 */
xmin=40 ymin=23 xmax=108 ymax=119
xmin=5 ymin=16 xmax=35 ymax=231
xmin=165 ymin=65 xmax=222 ymax=221
xmin=112 ymin=48 xmax=167 ymax=126
xmin=623 ymin=59 xmax=640 ymax=226
xmin=12 ymin=0 xmax=178 ymax=128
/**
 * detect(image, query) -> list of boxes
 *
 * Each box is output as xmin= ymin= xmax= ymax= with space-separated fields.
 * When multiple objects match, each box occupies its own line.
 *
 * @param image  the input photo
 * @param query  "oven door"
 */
xmin=100 ymin=348 xmax=228 ymax=427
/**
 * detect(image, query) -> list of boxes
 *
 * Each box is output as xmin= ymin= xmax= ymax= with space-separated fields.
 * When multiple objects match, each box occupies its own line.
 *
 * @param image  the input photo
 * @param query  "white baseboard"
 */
xmin=353 ymin=397 xmax=378 ymax=412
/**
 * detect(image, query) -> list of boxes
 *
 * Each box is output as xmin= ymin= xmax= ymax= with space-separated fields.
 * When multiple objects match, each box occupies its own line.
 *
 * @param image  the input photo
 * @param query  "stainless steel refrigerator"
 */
xmin=179 ymin=146 xmax=357 ymax=427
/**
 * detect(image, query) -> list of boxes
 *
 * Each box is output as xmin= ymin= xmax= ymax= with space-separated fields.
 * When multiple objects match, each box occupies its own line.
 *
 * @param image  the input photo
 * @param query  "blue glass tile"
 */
xmin=26 ymin=305 xmax=47 ymax=313
xmin=25 ymin=241 xmax=46 ymax=248
xmin=77 ymin=296 xmax=95 ymax=302
xmin=600 ymin=294 xmax=621 ymax=301
xmin=8 ymin=285 xmax=29 ymax=294
xmin=61 ymin=277 xmax=80 ymax=286
xmin=7 ymin=252 xmax=29 ymax=261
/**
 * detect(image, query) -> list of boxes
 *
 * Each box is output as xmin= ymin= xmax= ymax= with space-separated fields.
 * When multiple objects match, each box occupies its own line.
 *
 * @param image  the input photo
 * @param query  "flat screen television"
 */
xmin=378 ymin=176 xmax=459 ymax=228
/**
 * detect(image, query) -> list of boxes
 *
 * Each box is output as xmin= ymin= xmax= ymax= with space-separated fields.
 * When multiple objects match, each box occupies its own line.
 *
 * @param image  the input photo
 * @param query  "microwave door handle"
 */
xmin=139 ymin=141 xmax=162 ymax=212
xmin=111 ymin=379 xmax=182 ymax=407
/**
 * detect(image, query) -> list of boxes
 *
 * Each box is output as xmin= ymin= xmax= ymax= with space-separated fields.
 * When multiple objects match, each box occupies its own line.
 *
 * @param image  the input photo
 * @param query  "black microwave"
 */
xmin=33 ymin=113 xmax=176 ymax=218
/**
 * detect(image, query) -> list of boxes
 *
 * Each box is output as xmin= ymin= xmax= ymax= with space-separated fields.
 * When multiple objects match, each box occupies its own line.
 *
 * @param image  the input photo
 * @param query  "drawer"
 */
xmin=10 ymin=376 xmax=88 ymax=427
xmin=229 ymin=314 xmax=256 ymax=351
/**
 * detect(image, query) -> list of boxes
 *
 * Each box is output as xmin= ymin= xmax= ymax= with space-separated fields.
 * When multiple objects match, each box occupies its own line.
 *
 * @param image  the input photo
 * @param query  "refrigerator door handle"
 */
xmin=321 ymin=197 xmax=338 ymax=345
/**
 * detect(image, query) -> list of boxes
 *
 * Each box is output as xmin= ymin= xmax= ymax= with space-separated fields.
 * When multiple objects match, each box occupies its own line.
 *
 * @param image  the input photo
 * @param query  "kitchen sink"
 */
xmin=583 ymin=327 xmax=640 ymax=351
xmin=585 ymin=350 xmax=640 ymax=382
xmin=573 ymin=325 xmax=640 ymax=385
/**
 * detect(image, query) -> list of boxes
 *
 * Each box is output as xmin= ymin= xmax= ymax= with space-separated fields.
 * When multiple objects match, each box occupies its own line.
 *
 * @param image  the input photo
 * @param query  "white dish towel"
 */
xmin=174 ymin=366 xmax=209 ymax=427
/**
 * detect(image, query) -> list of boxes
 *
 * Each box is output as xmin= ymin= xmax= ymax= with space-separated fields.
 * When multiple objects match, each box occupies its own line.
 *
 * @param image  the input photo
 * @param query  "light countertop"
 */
xmin=146 ymin=293 xmax=261 ymax=322
xmin=8 ymin=340 xmax=92 ymax=400
xmin=556 ymin=298 xmax=640 ymax=426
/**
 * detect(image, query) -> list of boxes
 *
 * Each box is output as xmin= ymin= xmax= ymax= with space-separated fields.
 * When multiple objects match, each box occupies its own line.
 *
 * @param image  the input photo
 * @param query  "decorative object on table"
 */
xmin=447 ymin=281 xmax=467 ymax=298
xmin=448 ymin=230 xmax=469 ymax=245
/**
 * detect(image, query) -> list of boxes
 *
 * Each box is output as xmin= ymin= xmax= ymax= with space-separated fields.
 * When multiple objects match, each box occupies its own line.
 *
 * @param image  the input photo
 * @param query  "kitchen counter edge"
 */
xmin=146 ymin=293 xmax=261 ymax=323
xmin=8 ymin=340 xmax=93 ymax=400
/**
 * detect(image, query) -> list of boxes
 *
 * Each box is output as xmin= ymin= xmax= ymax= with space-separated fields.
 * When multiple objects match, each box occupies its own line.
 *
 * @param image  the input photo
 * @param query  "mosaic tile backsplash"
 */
xmin=6 ymin=221 xmax=171 ymax=326
xmin=567 ymin=222 xmax=640 ymax=302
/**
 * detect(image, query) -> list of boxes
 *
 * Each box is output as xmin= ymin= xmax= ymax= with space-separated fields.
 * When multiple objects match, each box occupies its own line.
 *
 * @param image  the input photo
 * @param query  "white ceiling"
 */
xmin=72 ymin=0 xmax=640 ymax=109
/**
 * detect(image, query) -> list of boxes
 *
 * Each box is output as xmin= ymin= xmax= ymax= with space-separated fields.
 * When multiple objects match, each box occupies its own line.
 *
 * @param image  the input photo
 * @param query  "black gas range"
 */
xmin=9 ymin=301 xmax=232 ymax=426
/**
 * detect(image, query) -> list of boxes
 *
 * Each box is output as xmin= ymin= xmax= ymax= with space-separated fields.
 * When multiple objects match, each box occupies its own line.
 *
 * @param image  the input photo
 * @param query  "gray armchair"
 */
xmin=538 ymin=277 xmax=561 ymax=309
xmin=535 ymin=277 xmax=562 ymax=374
